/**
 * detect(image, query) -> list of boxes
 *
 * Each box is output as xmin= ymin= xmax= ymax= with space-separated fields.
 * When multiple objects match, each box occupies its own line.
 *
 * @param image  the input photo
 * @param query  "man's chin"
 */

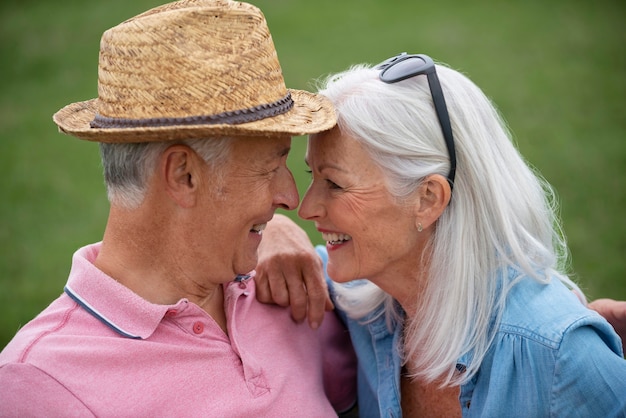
xmin=234 ymin=258 xmax=257 ymax=277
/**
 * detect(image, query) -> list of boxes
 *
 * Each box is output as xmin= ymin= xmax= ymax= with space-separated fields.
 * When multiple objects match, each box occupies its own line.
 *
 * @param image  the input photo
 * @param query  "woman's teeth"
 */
xmin=251 ymin=223 xmax=266 ymax=234
xmin=322 ymin=232 xmax=352 ymax=245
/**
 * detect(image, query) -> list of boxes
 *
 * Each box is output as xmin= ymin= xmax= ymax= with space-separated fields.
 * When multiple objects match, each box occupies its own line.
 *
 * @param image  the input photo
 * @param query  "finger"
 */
xmin=254 ymin=270 xmax=273 ymax=304
xmin=284 ymin=267 xmax=310 ymax=323
xmin=256 ymin=255 xmax=291 ymax=307
xmin=266 ymin=267 xmax=291 ymax=307
xmin=588 ymin=299 xmax=626 ymax=342
xmin=301 ymin=259 xmax=330 ymax=329
xmin=589 ymin=298 xmax=625 ymax=322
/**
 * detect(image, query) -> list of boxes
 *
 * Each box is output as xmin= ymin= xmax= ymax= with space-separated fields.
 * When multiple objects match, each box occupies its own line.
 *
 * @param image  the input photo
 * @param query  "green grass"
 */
xmin=1 ymin=0 xmax=624 ymax=348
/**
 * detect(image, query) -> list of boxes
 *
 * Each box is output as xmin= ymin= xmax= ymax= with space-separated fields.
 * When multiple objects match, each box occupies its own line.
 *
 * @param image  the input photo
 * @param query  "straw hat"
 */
xmin=53 ymin=0 xmax=336 ymax=143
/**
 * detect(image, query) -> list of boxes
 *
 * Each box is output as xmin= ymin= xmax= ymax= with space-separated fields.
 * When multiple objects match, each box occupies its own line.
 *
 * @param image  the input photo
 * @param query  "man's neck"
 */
xmin=95 ymin=205 xmax=227 ymax=331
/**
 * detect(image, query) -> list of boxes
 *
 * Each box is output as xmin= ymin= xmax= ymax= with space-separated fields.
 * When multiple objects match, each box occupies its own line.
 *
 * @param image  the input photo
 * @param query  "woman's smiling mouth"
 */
xmin=322 ymin=232 xmax=352 ymax=245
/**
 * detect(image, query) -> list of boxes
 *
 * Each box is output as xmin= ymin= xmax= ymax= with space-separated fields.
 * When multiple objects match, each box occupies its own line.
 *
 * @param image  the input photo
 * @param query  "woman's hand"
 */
xmin=256 ymin=214 xmax=333 ymax=329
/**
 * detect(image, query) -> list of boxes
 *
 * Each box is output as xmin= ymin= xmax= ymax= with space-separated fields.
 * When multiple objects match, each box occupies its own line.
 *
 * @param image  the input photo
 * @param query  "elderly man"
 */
xmin=0 ymin=1 xmax=355 ymax=416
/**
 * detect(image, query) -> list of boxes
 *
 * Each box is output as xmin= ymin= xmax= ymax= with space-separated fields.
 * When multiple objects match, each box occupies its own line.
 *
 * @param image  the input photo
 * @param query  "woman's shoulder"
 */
xmin=469 ymin=274 xmax=626 ymax=416
xmin=498 ymin=273 xmax=621 ymax=353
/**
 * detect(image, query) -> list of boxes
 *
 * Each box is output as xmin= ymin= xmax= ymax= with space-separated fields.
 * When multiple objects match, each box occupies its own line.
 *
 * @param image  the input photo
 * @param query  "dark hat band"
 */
xmin=90 ymin=92 xmax=294 ymax=129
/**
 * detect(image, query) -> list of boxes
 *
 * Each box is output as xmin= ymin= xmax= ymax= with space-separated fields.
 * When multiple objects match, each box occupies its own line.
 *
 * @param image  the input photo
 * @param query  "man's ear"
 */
xmin=413 ymin=174 xmax=452 ymax=230
xmin=160 ymin=145 xmax=200 ymax=208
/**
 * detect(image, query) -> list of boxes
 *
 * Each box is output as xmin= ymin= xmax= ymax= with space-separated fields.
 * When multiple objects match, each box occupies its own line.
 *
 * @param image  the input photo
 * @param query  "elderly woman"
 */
xmin=0 ymin=1 xmax=357 ymax=415
xmin=258 ymin=54 xmax=626 ymax=417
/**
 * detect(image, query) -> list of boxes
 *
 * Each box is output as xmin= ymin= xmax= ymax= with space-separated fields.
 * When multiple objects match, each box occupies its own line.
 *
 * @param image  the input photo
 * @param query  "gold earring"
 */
xmin=417 ymin=222 xmax=423 ymax=232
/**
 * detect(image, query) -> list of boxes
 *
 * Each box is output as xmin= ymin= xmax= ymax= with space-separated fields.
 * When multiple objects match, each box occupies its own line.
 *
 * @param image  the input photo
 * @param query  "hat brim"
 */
xmin=52 ymin=89 xmax=336 ymax=143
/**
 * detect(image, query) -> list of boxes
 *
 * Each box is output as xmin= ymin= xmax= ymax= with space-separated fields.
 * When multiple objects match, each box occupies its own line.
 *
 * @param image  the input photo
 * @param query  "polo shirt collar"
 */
xmin=64 ymin=242 xmax=181 ymax=340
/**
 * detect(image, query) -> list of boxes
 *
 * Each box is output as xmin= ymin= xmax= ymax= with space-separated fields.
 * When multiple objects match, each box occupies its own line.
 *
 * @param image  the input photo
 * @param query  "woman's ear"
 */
xmin=160 ymin=145 xmax=200 ymax=208
xmin=413 ymin=174 xmax=452 ymax=230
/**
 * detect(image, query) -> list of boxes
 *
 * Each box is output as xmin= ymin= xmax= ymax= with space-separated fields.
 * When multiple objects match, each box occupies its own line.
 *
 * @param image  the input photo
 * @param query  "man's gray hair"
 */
xmin=99 ymin=138 xmax=231 ymax=209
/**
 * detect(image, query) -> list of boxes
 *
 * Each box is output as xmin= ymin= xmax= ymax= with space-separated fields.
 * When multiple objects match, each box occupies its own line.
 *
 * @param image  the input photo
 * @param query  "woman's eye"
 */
xmin=306 ymin=169 xmax=342 ymax=190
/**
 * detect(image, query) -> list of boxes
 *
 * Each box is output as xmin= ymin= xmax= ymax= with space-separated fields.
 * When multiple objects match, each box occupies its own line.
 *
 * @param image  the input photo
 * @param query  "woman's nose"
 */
xmin=298 ymin=184 xmax=322 ymax=220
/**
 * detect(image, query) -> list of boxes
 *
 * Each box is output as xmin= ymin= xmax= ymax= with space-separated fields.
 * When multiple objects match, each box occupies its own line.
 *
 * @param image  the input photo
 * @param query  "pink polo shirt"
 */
xmin=0 ymin=243 xmax=356 ymax=417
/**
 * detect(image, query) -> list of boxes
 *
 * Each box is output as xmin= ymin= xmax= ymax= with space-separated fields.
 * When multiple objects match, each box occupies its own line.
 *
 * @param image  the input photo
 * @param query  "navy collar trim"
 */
xmin=64 ymin=285 xmax=142 ymax=340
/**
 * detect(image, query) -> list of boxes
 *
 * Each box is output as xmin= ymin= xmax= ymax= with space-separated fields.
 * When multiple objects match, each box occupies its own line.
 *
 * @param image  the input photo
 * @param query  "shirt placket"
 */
xmin=225 ymin=276 xmax=269 ymax=397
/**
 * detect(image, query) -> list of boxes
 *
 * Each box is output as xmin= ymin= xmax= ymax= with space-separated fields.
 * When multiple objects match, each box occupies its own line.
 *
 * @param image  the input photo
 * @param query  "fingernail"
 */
xmin=311 ymin=322 xmax=319 ymax=330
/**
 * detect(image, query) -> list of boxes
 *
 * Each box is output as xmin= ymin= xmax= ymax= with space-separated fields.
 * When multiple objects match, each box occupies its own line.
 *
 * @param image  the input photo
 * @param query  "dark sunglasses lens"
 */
xmin=380 ymin=56 xmax=428 ymax=83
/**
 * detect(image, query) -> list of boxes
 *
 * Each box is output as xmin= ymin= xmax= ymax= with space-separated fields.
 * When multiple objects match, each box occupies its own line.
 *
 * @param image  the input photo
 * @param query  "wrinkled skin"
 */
xmin=257 ymin=216 xmax=626 ymax=350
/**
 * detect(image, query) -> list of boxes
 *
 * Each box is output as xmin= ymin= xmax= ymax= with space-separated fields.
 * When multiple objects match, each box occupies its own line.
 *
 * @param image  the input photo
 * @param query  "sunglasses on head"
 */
xmin=376 ymin=53 xmax=456 ymax=189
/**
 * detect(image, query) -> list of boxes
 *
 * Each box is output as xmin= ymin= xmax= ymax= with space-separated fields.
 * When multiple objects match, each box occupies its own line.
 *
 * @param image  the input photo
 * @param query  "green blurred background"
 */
xmin=0 ymin=0 xmax=624 ymax=348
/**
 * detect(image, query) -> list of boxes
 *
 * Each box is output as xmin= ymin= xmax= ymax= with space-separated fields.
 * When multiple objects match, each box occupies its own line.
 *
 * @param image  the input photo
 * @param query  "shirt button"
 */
xmin=193 ymin=321 xmax=204 ymax=334
xmin=166 ymin=309 xmax=177 ymax=317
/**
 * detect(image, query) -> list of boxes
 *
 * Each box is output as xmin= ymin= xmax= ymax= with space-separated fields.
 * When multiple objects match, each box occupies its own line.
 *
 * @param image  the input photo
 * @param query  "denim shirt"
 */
xmin=317 ymin=246 xmax=626 ymax=418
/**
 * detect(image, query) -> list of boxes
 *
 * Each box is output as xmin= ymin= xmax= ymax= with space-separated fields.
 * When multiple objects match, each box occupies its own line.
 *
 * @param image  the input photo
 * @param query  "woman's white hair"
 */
xmin=320 ymin=62 xmax=580 ymax=386
xmin=99 ymin=138 xmax=231 ymax=209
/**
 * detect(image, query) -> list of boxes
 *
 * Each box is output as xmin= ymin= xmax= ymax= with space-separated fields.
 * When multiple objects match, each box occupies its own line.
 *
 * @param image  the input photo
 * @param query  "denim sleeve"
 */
xmin=552 ymin=324 xmax=626 ymax=417
xmin=462 ymin=318 xmax=626 ymax=417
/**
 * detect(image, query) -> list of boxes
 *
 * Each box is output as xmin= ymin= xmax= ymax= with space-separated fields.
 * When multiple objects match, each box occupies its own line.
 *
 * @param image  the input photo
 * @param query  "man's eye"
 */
xmin=265 ymin=165 xmax=280 ymax=176
xmin=327 ymin=179 xmax=342 ymax=190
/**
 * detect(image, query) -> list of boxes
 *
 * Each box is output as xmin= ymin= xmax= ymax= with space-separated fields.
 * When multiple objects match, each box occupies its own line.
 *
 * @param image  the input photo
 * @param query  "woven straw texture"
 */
xmin=53 ymin=0 xmax=336 ymax=143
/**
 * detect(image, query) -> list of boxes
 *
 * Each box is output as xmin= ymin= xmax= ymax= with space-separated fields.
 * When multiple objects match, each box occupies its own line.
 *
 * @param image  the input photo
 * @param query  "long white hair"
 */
xmin=319 ymin=61 xmax=579 ymax=386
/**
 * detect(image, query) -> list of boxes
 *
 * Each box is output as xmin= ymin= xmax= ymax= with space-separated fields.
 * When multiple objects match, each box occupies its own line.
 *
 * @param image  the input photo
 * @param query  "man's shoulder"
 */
xmin=0 ymin=293 xmax=77 ymax=364
xmin=0 ymin=362 xmax=93 ymax=417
